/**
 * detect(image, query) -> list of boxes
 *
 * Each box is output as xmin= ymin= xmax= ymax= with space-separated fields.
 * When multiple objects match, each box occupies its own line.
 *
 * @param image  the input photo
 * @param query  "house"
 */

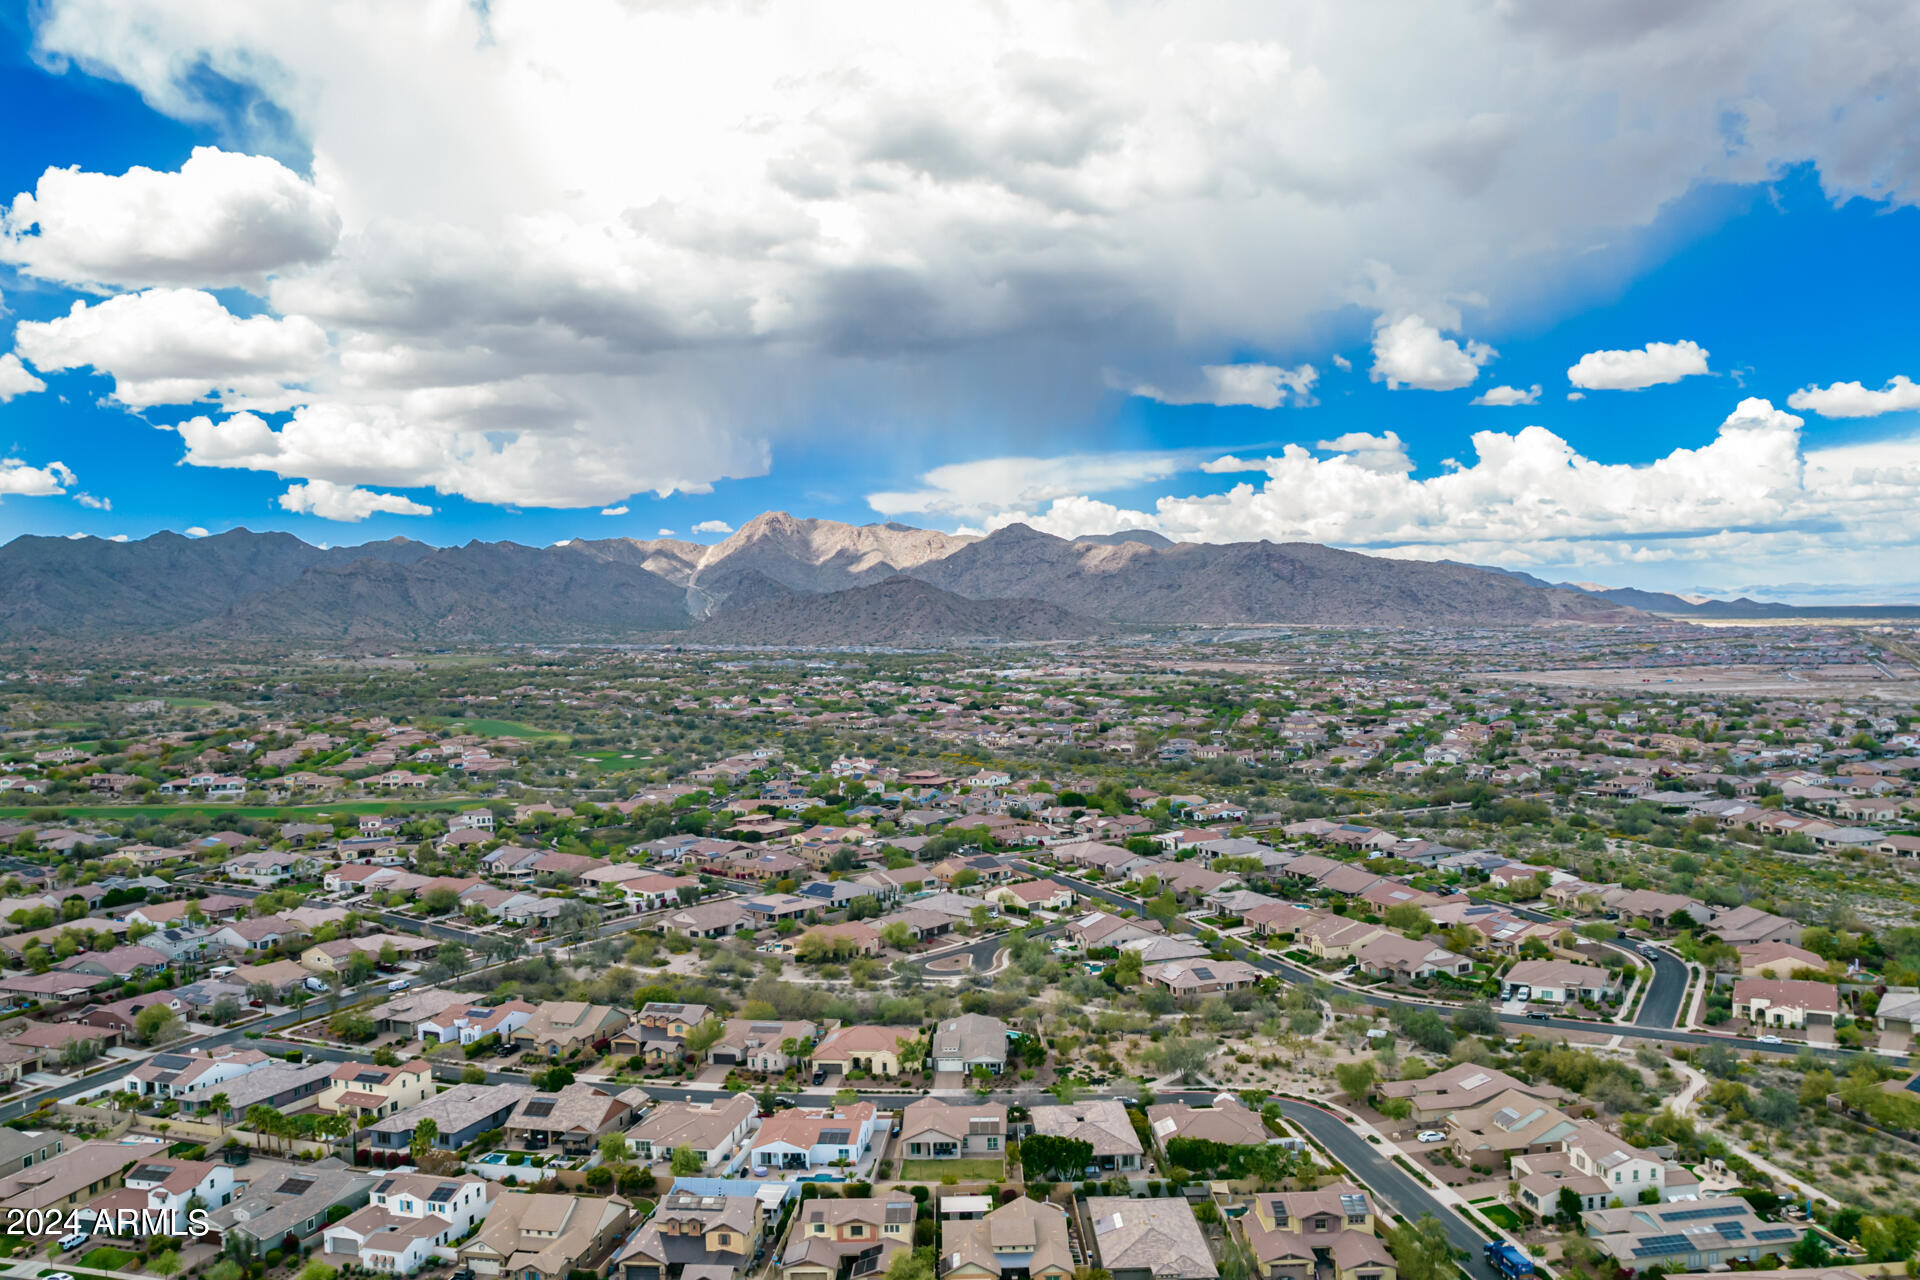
xmin=1146 ymin=1096 xmax=1269 ymax=1149
xmin=899 ymin=1099 xmax=1007 ymax=1161
xmin=1731 ymin=978 xmax=1841 ymax=1031
xmin=939 ymin=1196 xmax=1074 ymax=1280
xmin=0 ymin=1128 xmax=64 ymax=1179
xmin=1296 ymin=916 xmax=1386 ymax=961
xmin=417 ymin=999 xmax=539 ymax=1046
xmin=1066 ymin=910 xmax=1164 ymax=950
xmin=747 ymin=1103 xmax=881 ymax=1171
xmin=1708 ymin=905 xmax=1802 ymax=948
xmin=1028 ymin=1101 xmax=1142 ymax=1172
xmin=812 ymin=1024 xmax=911 ymax=1077
xmin=1736 ymin=943 xmax=1826 ymax=979
xmin=1086 ymin=1196 xmax=1217 ymax=1280
xmin=1501 ymin=959 xmax=1615 ymax=1005
xmin=121 ymin=1046 xmax=275 ymax=1100
xmin=1874 ymin=990 xmax=1920 ymax=1052
xmin=1374 ymin=1063 xmax=1564 ymax=1124
xmin=610 ymin=1002 xmax=714 ymax=1064
xmin=316 ymin=1058 xmax=435 ymax=1121
xmin=612 ymin=1189 xmax=768 ymax=1280
xmin=504 ymin=1083 xmax=636 ymax=1155
xmin=627 ymin=1094 xmax=758 ymax=1171
xmin=511 ymin=1001 xmax=630 ymax=1057
xmin=205 ymin=1158 xmax=377 ymax=1255
xmin=1582 ymin=1198 xmax=1801 ymax=1271
xmin=799 ymin=922 xmax=884 ymax=956
xmin=0 ymin=1138 xmax=168 ymax=1212
xmin=1445 ymin=1090 xmax=1581 ymax=1166
xmin=1556 ymin=1121 xmax=1693 ymax=1203
xmin=458 ymin=1192 xmax=634 ymax=1280
xmin=1142 ymin=959 xmax=1263 ymax=996
xmin=1243 ymin=1185 xmax=1394 ymax=1280
xmin=661 ymin=901 xmax=751 ymax=938
xmin=366 ymin=1083 xmax=534 ymax=1152
xmin=222 ymin=850 xmax=314 ymax=886
xmin=178 ymin=1061 xmax=336 ymax=1123
xmin=779 ymin=1196 xmax=914 ymax=1280
xmin=931 ymin=1013 xmax=1008 ymax=1074
xmin=323 ymin=1173 xmax=494 ymax=1275
xmin=709 ymin=1018 xmax=818 ymax=1072
xmin=985 ymin=880 xmax=1077 ymax=913
xmin=1348 ymin=933 xmax=1473 ymax=983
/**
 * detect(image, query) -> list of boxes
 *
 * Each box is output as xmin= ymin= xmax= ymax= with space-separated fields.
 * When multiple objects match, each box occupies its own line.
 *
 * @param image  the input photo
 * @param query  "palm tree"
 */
xmin=208 ymin=1093 xmax=230 ymax=1135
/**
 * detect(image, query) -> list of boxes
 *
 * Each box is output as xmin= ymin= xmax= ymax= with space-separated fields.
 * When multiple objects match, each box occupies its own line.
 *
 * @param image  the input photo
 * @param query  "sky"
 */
xmin=3 ymin=1 xmax=1920 ymax=602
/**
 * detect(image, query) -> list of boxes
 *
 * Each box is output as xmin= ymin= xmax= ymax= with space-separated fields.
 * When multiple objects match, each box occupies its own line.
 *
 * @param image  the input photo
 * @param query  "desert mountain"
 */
xmin=0 ymin=513 xmax=1657 ymax=644
xmin=911 ymin=524 xmax=1634 ymax=625
xmin=701 ymin=575 xmax=1108 ymax=645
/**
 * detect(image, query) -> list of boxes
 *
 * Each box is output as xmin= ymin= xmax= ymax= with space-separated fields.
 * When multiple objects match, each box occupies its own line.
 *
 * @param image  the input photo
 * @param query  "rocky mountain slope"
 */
xmin=700 ymin=575 xmax=1108 ymax=645
xmin=0 ymin=512 xmax=1654 ymax=643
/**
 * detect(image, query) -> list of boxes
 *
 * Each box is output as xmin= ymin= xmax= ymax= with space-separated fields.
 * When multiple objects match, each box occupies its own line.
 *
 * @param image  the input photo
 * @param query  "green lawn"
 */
xmin=899 ymin=1158 xmax=1005 ymax=1181
xmin=441 ymin=718 xmax=566 ymax=739
xmin=82 ymin=1247 xmax=138 ymax=1270
xmin=1479 ymin=1205 xmax=1523 ymax=1231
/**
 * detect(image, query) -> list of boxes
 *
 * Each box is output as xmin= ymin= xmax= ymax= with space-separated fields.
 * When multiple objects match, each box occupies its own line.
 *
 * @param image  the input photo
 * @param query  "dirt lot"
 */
xmin=1480 ymin=663 xmax=1919 ymax=696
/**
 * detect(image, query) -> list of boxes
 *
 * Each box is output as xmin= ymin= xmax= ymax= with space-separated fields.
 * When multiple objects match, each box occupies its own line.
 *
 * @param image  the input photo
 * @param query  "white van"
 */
xmin=59 ymin=1231 xmax=90 ymax=1253
xmin=386 ymin=978 xmax=411 ymax=993
xmin=303 ymin=976 xmax=329 ymax=993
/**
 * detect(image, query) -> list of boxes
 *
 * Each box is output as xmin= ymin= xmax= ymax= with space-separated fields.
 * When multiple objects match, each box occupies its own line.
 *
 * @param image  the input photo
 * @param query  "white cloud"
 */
xmin=1331 ymin=354 xmax=1353 ymax=372
xmin=870 ymin=451 xmax=1190 ymax=521
xmin=183 ymin=525 xmax=209 ymax=537
xmin=1127 ymin=362 xmax=1317 ymax=409
xmin=107 ymin=533 xmax=129 ymax=542
xmin=19 ymin=2 xmax=1920 ymax=512
xmin=1369 ymin=314 xmax=1494 ymax=390
xmin=14 ymin=289 xmax=326 ymax=408
xmin=0 ymin=458 xmax=77 ymax=498
xmin=1566 ymin=339 xmax=1710 ymax=390
xmin=1566 ymin=391 xmax=1585 ymax=401
xmin=1787 ymin=375 xmax=1920 ymax=418
xmin=276 ymin=478 xmax=432 ymax=521
xmin=0 ymin=353 xmax=46 ymax=402
xmin=691 ymin=519 xmax=734 ymax=535
xmin=657 ymin=528 xmax=675 ymax=536
xmin=600 ymin=504 xmax=630 ymax=515
xmin=0 ymin=147 xmax=339 ymax=290
xmin=74 ymin=492 xmax=111 ymax=510
xmin=1471 ymin=383 xmax=1540 ymax=406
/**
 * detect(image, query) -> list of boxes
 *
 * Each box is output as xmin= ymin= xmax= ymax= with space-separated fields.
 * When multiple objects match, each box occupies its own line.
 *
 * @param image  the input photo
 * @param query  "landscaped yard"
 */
xmin=899 ymin=1158 xmax=1005 ymax=1180
xmin=1479 ymin=1205 xmax=1523 ymax=1231
xmin=81 ymin=1247 xmax=139 ymax=1270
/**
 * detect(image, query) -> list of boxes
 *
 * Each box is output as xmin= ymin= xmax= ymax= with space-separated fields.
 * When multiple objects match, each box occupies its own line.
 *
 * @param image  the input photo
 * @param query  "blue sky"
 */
xmin=4 ymin=2 xmax=1920 ymax=599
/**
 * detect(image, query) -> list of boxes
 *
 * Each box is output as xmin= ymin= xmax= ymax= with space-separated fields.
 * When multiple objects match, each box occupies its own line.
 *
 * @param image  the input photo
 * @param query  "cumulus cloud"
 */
xmin=1472 ymin=383 xmax=1541 ymax=406
xmin=1127 ymin=363 xmax=1317 ymax=409
xmin=925 ymin=397 xmax=1920 ymax=587
xmin=1369 ymin=314 xmax=1494 ymax=390
xmin=0 ymin=353 xmax=46 ymax=402
xmin=11 ymin=0 xmax=1920 ymax=511
xmin=1787 ymin=375 xmax=1920 ymax=418
xmin=1331 ymin=354 xmax=1353 ymax=372
xmin=691 ymin=519 xmax=734 ymax=535
xmin=1566 ymin=339 xmax=1710 ymax=390
xmin=657 ymin=528 xmax=675 ymax=536
xmin=276 ymin=478 xmax=432 ymax=521
xmin=74 ymin=493 xmax=111 ymax=510
xmin=14 ymin=289 xmax=326 ymax=408
xmin=869 ymin=451 xmax=1191 ymax=522
xmin=0 ymin=147 xmax=339 ymax=290
xmin=600 ymin=504 xmax=630 ymax=516
xmin=184 ymin=526 xmax=209 ymax=537
xmin=0 ymin=458 xmax=77 ymax=497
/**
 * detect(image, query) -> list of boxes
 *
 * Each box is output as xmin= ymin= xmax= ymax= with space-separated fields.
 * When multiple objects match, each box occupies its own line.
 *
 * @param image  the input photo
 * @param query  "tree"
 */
xmin=461 ymin=1065 xmax=487 ymax=1084
xmin=1334 ymin=1061 xmax=1376 ymax=1104
xmin=538 ymin=1065 xmax=576 ymax=1091
xmin=330 ymin=1010 xmax=376 ymax=1042
xmin=1556 ymin=1187 xmax=1582 ymax=1225
xmin=1145 ymin=891 xmax=1180 ymax=921
xmin=1111 ymin=950 xmax=1143 ymax=988
xmin=411 ymin=1117 xmax=439 ymax=1162
xmin=421 ymin=887 xmax=461 ymax=915
xmin=684 ymin=1018 xmax=724 ymax=1059
xmin=436 ymin=940 xmax=470 ymax=975
xmin=1152 ymin=1037 xmax=1211 ymax=1084
xmin=208 ymin=1093 xmax=231 ymax=1134
xmin=1386 ymin=1214 xmax=1458 ymax=1280
xmin=670 ymin=1145 xmax=703 ymax=1175
xmin=1020 ymin=1134 xmax=1094 ymax=1179
xmin=879 ymin=922 xmax=914 ymax=950
xmin=136 ymin=1002 xmax=178 ymax=1045
xmin=151 ymin=1250 xmax=182 ymax=1277
xmin=886 ymin=1248 xmax=935 ymax=1280
xmin=209 ymin=996 xmax=243 ymax=1025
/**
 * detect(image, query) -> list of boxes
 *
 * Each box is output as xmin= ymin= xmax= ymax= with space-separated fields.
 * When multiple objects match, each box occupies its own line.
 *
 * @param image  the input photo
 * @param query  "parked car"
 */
xmin=1758 ymin=1034 xmax=1782 ymax=1044
xmin=1416 ymin=1130 xmax=1446 ymax=1143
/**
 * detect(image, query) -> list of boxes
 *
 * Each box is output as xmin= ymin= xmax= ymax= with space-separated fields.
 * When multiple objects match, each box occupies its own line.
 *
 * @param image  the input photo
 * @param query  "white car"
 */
xmin=1757 ymin=1034 xmax=1782 ymax=1044
xmin=1416 ymin=1130 xmax=1446 ymax=1143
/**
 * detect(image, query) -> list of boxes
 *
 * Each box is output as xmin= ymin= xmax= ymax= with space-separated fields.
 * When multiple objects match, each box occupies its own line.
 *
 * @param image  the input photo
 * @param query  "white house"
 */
xmin=323 ymin=1173 xmax=494 ymax=1274
xmin=119 ymin=1156 xmax=237 ymax=1218
xmin=747 ymin=1104 xmax=880 ymax=1172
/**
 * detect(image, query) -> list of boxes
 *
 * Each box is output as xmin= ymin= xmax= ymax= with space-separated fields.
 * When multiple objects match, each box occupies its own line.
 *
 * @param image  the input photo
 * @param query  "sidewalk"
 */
xmin=1668 ymin=1062 xmax=1837 ymax=1207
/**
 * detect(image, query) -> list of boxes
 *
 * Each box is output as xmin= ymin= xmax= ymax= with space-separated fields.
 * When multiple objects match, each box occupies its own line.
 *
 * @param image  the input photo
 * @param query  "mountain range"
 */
xmin=0 ymin=512 xmax=1697 ymax=645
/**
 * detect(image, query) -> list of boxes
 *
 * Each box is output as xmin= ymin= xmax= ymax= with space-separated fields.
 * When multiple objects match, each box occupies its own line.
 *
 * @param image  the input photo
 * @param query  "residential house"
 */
xmin=899 ymin=1099 xmax=1007 ymax=1161
xmin=366 ymin=1084 xmax=535 ymax=1152
xmin=1145 ymin=1097 xmax=1270 ymax=1149
xmin=178 ymin=1061 xmax=336 ymax=1123
xmin=708 ymin=1018 xmax=817 ymax=1073
xmin=1709 ymin=906 xmax=1803 ymax=948
xmin=1582 ymin=1199 xmax=1801 ymax=1271
xmin=931 ymin=1013 xmax=1008 ymax=1075
xmin=611 ymin=1190 xmax=767 ymax=1280
xmin=609 ymin=1002 xmax=714 ymax=1064
xmin=626 ymin=1094 xmax=758 ymax=1171
xmin=504 ymin=1083 xmax=636 ymax=1155
xmin=1028 ymin=1101 xmax=1142 ymax=1172
xmin=1374 ymin=1064 xmax=1565 ymax=1124
xmin=812 ymin=1025 xmax=910 ymax=1077
xmin=511 ymin=1001 xmax=630 ymax=1058
xmin=938 ymin=1197 xmax=1074 ymax=1280
xmin=1243 ymin=1186 xmax=1394 ymax=1280
xmin=747 ymin=1103 xmax=881 ymax=1172
xmin=1501 ymin=960 xmax=1615 ymax=1005
xmin=121 ymin=1046 xmax=274 ymax=1101
xmin=1086 ymin=1196 xmax=1217 ymax=1280
xmin=323 ymin=1173 xmax=494 ymax=1275
xmin=1445 ymin=1090 xmax=1581 ymax=1167
xmin=1731 ymin=978 xmax=1840 ymax=1031
xmin=779 ymin=1197 xmax=914 ymax=1280
xmin=1736 ymin=943 xmax=1826 ymax=979
xmin=1142 ymin=959 xmax=1263 ymax=997
xmin=0 ymin=1128 xmax=63 ymax=1178
xmin=317 ymin=1058 xmax=435 ymax=1122
xmin=458 ymin=1192 xmax=634 ymax=1280
xmin=205 ymin=1158 xmax=376 ymax=1255
xmin=0 ymin=1138 xmax=168 ymax=1213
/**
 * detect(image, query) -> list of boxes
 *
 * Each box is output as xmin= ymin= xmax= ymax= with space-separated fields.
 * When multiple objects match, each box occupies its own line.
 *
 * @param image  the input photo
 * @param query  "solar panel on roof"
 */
xmin=1632 ymin=1236 xmax=1691 ymax=1257
xmin=429 ymin=1182 xmax=460 ymax=1202
xmin=1754 ymin=1228 xmax=1799 ymax=1242
xmin=819 ymin=1128 xmax=850 ymax=1144
xmin=523 ymin=1099 xmax=557 ymax=1118
xmin=152 ymin=1054 xmax=193 ymax=1068
xmin=1191 ymin=966 xmax=1214 ymax=980
xmin=1714 ymin=1222 xmax=1746 ymax=1240
xmin=1339 ymin=1194 xmax=1367 ymax=1215
xmin=277 ymin=1177 xmax=316 ymax=1196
